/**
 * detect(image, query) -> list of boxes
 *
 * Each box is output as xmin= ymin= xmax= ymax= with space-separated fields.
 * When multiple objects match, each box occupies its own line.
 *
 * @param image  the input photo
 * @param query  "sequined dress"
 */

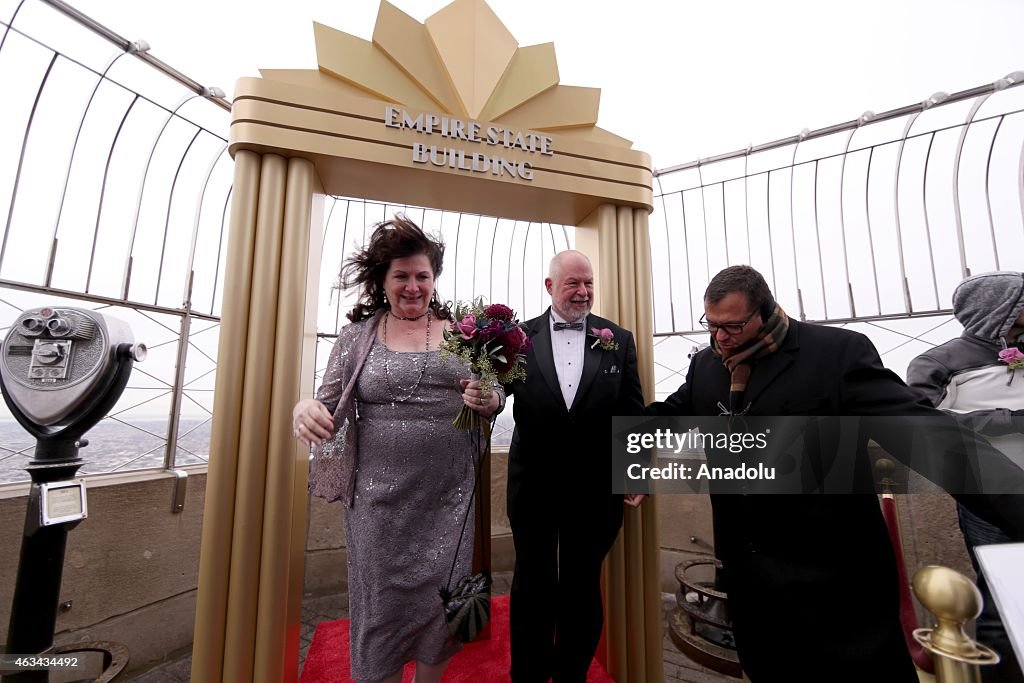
xmin=345 ymin=338 xmax=476 ymax=680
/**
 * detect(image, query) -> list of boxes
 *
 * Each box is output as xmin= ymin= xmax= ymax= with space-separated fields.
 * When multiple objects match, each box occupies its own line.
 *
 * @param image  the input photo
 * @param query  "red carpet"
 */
xmin=300 ymin=595 xmax=615 ymax=682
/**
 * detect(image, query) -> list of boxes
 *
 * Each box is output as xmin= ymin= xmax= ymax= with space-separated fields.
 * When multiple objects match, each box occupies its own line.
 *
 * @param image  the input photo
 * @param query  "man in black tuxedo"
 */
xmin=505 ymin=250 xmax=645 ymax=683
xmin=648 ymin=265 xmax=1024 ymax=681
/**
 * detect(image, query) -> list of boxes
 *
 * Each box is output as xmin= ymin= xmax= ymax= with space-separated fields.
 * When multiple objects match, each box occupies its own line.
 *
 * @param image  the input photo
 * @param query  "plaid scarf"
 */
xmin=711 ymin=304 xmax=789 ymax=415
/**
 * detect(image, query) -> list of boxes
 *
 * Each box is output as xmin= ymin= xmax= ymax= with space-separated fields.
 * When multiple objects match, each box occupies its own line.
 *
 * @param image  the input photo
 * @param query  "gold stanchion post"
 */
xmin=912 ymin=565 xmax=1000 ymax=683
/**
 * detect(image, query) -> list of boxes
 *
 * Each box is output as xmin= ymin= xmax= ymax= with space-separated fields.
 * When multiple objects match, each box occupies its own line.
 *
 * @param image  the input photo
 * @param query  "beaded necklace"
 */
xmin=381 ymin=312 xmax=431 ymax=402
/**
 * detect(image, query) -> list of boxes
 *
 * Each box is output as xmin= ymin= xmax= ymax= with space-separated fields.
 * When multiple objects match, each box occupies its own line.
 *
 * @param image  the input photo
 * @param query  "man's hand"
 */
xmin=624 ymin=494 xmax=647 ymax=508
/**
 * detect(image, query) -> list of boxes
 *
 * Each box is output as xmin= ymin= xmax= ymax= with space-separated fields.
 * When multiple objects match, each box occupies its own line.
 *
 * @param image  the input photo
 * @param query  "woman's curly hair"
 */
xmin=340 ymin=214 xmax=452 ymax=322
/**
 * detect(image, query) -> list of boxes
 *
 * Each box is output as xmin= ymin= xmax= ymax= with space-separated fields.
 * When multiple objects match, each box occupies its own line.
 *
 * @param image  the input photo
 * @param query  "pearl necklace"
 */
xmin=382 ymin=313 xmax=431 ymax=402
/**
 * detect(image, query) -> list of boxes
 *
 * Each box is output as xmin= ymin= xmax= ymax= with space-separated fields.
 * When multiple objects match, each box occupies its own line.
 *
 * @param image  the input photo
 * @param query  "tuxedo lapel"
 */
xmin=529 ymin=310 xmax=563 ymax=407
xmin=570 ymin=315 xmax=603 ymax=412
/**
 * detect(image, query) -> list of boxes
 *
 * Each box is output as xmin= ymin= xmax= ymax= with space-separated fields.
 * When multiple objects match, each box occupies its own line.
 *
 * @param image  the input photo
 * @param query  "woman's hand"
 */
xmin=293 ymin=399 xmax=333 ymax=447
xmin=460 ymin=378 xmax=499 ymax=419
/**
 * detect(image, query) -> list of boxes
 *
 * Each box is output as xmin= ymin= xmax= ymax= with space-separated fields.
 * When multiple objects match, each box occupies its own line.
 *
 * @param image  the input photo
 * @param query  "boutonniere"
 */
xmin=589 ymin=327 xmax=619 ymax=351
xmin=999 ymin=347 xmax=1024 ymax=370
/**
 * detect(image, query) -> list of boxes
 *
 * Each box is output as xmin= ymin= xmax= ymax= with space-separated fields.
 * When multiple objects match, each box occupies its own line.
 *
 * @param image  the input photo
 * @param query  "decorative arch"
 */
xmin=191 ymin=2 xmax=659 ymax=681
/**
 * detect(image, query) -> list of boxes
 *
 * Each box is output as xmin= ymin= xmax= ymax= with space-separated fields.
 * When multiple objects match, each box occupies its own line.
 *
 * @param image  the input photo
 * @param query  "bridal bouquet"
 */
xmin=441 ymin=298 xmax=531 ymax=430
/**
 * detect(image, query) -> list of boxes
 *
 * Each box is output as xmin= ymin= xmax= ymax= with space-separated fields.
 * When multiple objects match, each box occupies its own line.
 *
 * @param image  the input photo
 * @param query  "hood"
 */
xmin=951 ymin=271 xmax=1024 ymax=341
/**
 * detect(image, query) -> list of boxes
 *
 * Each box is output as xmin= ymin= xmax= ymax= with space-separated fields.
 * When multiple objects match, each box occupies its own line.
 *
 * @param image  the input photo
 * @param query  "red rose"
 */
xmin=484 ymin=303 xmax=514 ymax=321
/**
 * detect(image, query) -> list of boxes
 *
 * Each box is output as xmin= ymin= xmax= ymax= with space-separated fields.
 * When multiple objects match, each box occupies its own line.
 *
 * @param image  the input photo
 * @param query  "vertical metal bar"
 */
xmin=154 ymin=129 xmax=202 ymax=305
xmin=471 ymin=214 xmax=482 ymax=301
xmin=743 ymin=146 xmax=752 ymax=265
xmin=653 ymin=175 xmax=675 ymax=332
xmin=44 ymin=238 xmax=58 ymax=287
xmin=48 ymin=48 xmax=133 ymax=280
xmin=863 ymin=147 xmax=882 ymax=315
xmin=120 ymin=93 xmax=200 ymax=300
xmin=452 ymin=212 xmax=461 ymax=301
xmin=164 ymin=299 xmax=193 ymax=469
xmin=679 ymin=190 xmax=694 ymax=331
xmin=983 ymin=116 xmax=1007 ymax=271
xmin=765 ymin=170 xmax=778 ymax=295
xmin=542 ymin=222 xmax=551 ymax=308
xmin=86 ymin=95 xmax=140 ymax=292
xmin=920 ymin=132 xmax=942 ymax=308
xmin=892 ymin=112 xmax=923 ymax=313
xmin=695 ymin=164 xmax=712 ymax=280
xmin=321 ymin=196 xmax=337 ymax=251
xmin=525 ymin=222 xmax=535 ymax=313
xmin=951 ymin=94 xmax=991 ymax=279
xmin=335 ymin=199 xmax=355 ymax=333
xmin=811 ymin=160 xmax=828 ymax=319
xmin=837 ymin=126 xmax=859 ymax=317
xmin=719 ymin=181 xmax=730 ymax=265
xmin=1 ymin=52 xmax=59 ymax=271
xmin=0 ymin=0 xmax=28 ymax=56
xmin=181 ymin=144 xmax=228 ymax=305
xmin=789 ymin=133 xmax=807 ymax=320
xmin=506 ymin=220 xmax=519 ymax=306
xmin=361 ymin=199 xmax=368 ymax=246
xmin=208 ymin=185 xmax=232 ymax=315
xmin=488 ymin=217 xmax=499 ymax=304
xmin=313 ymin=198 xmax=338 ymax=328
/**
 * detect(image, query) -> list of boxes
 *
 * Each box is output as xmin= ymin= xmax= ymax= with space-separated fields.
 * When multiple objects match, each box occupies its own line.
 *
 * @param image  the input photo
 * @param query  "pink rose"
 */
xmin=518 ymin=325 xmax=532 ymax=353
xmin=454 ymin=314 xmax=477 ymax=340
xmin=592 ymin=327 xmax=614 ymax=342
xmin=999 ymin=347 xmax=1024 ymax=364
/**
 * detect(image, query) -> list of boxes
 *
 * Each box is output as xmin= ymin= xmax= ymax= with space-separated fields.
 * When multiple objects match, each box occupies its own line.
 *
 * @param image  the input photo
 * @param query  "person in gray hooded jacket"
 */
xmin=908 ymin=271 xmax=1024 ymax=683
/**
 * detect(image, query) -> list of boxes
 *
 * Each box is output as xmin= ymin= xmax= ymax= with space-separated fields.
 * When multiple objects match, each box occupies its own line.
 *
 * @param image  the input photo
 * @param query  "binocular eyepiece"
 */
xmin=1 ymin=307 xmax=145 ymax=428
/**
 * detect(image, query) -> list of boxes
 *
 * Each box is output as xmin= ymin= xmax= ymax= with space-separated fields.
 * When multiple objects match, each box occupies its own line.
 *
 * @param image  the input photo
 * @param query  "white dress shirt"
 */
xmin=549 ymin=310 xmax=585 ymax=410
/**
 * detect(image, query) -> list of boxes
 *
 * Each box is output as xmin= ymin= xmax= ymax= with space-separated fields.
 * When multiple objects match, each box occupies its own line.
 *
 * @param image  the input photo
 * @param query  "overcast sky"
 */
xmin=64 ymin=0 xmax=1024 ymax=169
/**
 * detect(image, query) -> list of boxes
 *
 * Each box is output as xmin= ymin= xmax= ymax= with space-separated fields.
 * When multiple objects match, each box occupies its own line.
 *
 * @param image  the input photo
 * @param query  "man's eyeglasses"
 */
xmin=699 ymin=310 xmax=758 ymax=336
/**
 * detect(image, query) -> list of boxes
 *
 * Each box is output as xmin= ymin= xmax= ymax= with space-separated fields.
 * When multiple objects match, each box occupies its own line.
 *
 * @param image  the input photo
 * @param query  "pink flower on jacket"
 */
xmin=589 ymin=327 xmax=619 ymax=351
xmin=454 ymin=314 xmax=477 ymax=340
xmin=999 ymin=347 xmax=1024 ymax=369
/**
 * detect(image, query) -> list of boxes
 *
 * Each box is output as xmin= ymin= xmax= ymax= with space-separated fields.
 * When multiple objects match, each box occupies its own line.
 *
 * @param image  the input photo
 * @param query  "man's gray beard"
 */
xmin=564 ymin=303 xmax=591 ymax=322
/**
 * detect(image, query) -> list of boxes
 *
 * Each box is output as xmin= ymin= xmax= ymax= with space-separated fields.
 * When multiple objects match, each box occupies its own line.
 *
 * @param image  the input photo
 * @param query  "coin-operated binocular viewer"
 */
xmin=0 ymin=307 xmax=145 ymax=679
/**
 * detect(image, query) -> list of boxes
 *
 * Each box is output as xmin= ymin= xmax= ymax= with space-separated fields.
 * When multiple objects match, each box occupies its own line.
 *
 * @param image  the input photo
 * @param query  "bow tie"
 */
xmin=553 ymin=321 xmax=584 ymax=331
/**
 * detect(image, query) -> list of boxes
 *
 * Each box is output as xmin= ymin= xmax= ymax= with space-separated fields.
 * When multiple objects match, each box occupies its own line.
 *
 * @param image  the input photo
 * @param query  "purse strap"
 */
xmin=444 ymin=417 xmax=494 ymax=592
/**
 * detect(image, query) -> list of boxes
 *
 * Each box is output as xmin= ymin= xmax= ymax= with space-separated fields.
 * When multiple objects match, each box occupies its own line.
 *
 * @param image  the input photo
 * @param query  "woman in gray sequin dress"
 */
xmin=293 ymin=216 xmax=501 ymax=683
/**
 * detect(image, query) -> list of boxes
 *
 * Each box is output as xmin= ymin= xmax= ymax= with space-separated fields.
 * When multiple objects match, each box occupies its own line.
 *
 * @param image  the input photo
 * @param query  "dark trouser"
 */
xmin=957 ymin=503 xmax=1024 ymax=683
xmin=508 ymin=495 xmax=623 ymax=683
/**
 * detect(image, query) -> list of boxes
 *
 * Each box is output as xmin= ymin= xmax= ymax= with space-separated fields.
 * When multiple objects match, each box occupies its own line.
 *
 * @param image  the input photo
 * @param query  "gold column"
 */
xmin=254 ymin=157 xmax=318 ymax=682
xmin=192 ymin=149 xmax=262 ymax=683
xmin=577 ymin=203 xmax=664 ymax=683
xmin=222 ymin=153 xmax=287 ymax=683
xmin=192 ymin=153 xmax=321 ymax=683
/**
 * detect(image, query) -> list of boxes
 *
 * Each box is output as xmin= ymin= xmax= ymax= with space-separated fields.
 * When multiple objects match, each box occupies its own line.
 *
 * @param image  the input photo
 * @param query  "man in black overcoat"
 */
xmin=648 ymin=265 xmax=1024 ymax=682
